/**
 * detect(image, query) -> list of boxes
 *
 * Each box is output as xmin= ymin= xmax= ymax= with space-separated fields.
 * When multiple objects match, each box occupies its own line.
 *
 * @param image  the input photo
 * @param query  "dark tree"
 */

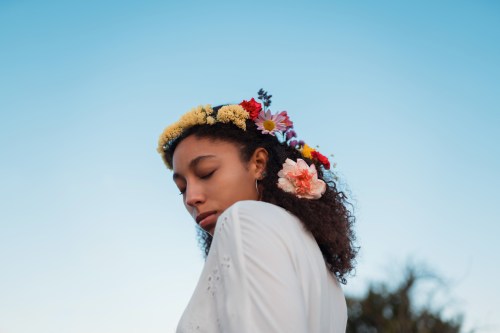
xmin=346 ymin=265 xmax=470 ymax=333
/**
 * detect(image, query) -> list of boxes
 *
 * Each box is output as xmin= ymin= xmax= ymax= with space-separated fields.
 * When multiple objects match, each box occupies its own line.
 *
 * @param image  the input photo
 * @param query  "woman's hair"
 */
xmin=165 ymin=106 xmax=357 ymax=284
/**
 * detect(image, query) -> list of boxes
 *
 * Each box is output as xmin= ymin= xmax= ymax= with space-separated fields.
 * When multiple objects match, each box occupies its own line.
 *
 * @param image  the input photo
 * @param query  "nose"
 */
xmin=185 ymin=182 xmax=206 ymax=208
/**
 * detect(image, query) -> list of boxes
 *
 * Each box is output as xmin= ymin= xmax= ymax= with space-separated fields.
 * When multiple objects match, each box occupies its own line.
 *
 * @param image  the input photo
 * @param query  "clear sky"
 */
xmin=1 ymin=1 xmax=499 ymax=332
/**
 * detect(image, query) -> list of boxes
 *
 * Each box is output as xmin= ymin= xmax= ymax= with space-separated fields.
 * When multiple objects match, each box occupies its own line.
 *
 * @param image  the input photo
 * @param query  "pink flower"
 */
xmin=277 ymin=158 xmax=326 ymax=199
xmin=278 ymin=111 xmax=293 ymax=128
xmin=255 ymin=110 xmax=288 ymax=136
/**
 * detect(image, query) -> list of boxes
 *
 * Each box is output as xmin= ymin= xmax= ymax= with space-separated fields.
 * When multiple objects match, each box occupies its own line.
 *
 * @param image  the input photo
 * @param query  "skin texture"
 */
xmin=172 ymin=135 xmax=268 ymax=235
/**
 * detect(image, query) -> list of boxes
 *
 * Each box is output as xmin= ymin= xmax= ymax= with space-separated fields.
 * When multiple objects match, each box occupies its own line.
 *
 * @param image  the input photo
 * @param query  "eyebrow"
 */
xmin=172 ymin=155 xmax=217 ymax=181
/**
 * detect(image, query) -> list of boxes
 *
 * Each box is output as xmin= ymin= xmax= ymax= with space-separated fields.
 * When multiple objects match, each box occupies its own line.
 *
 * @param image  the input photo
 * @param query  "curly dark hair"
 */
xmin=164 ymin=106 xmax=357 ymax=284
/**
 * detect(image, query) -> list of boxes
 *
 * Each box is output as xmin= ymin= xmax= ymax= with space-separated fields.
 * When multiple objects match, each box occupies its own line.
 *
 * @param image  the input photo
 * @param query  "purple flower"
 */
xmin=286 ymin=130 xmax=297 ymax=140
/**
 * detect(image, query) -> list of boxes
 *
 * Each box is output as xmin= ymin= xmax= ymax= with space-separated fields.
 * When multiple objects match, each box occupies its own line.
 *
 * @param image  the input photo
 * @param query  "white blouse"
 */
xmin=176 ymin=200 xmax=347 ymax=333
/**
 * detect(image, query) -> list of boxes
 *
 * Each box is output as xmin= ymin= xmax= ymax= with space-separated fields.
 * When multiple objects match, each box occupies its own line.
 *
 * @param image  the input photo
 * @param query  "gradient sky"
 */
xmin=1 ymin=1 xmax=499 ymax=332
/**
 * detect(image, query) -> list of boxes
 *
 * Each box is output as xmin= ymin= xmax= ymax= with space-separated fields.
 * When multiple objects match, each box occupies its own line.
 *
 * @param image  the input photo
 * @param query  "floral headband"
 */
xmin=157 ymin=89 xmax=332 ymax=173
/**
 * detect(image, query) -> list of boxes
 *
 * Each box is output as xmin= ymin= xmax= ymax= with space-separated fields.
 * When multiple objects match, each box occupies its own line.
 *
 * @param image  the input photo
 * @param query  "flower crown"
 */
xmin=157 ymin=89 xmax=332 ymax=171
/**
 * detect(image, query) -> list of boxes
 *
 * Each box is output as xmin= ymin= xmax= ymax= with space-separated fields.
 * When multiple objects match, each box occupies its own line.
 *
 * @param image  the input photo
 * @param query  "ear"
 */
xmin=250 ymin=147 xmax=268 ymax=179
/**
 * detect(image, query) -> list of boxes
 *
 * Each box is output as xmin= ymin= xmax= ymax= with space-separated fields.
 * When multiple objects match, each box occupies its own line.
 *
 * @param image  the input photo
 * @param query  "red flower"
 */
xmin=311 ymin=150 xmax=331 ymax=170
xmin=239 ymin=98 xmax=262 ymax=120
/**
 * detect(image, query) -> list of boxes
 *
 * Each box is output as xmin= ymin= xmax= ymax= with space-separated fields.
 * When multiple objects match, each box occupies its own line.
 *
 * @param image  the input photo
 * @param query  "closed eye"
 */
xmin=176 ymin=169 xmax=216 ymax=196
xmin=200 ymin=170 xmax=215 ymax=179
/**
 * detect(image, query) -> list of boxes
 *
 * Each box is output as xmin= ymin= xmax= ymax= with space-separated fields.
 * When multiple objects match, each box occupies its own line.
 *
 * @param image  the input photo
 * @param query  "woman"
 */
xmin=157 ymin=90 xmax=357 ymax=332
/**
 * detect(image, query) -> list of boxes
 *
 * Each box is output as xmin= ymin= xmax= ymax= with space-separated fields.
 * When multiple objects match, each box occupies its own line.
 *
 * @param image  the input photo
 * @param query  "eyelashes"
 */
xmin=200 ymin=170 xmax=215 ymax=179
xmin=177 ymin=169 xmax=216 ymax=196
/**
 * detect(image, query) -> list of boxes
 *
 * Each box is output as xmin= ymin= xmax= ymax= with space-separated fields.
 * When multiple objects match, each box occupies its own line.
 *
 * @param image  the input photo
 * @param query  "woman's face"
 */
xmin=172 ymin=135 xmax=265 ymax=235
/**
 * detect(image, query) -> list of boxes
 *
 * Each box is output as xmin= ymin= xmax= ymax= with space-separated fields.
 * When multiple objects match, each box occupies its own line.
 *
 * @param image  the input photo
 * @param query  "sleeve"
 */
xmin=207 ymin=201 xmax=308 ymax=333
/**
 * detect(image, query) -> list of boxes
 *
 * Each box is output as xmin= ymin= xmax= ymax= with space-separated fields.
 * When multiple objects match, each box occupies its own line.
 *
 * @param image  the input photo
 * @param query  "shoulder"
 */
xmin=219 ymin=200 xmax=300 ymax=232
xmin=226 ymin=199 xmax=284 ymax=212
xmin=213 ymin=200 xmax=305 ymax=250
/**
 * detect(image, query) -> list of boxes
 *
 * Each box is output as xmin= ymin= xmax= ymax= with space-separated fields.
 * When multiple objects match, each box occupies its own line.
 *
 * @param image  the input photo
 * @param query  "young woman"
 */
xmin=157 ymin=90 xmax=357 ymax=332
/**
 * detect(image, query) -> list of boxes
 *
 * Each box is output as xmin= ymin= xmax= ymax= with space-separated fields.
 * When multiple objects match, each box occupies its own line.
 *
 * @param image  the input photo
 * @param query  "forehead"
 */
xmin=172 ymin=136 xmax=242 ymax=170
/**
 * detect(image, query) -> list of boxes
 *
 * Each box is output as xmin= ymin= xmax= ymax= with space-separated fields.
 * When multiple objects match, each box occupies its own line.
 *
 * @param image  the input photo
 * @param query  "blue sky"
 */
xmin=1 ymin=1 xmax=499 ymax=332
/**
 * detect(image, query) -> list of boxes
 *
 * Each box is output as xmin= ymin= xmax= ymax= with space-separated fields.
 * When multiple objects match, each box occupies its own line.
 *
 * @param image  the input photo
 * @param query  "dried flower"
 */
xmin=216 ymin=105 xmax=249 ymax=130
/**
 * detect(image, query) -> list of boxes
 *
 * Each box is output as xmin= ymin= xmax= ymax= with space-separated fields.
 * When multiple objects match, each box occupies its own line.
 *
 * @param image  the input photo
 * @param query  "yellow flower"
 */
xmin=301 ymin=144 xmax=315 ymax=159
xmin=216 ymin=104 xmax=249 ymax=130
xmin=159 ymin=105 xmax=216 ymax=153
xmin=158 ymin=123 xmax=182 ymax=152
xmin=178 ymin=113 xmax=195 ymax=128
xmin=157 ymin=103 xmax=246 ymax=169
xmin=204 ymin=104 xmax=213 ymax=115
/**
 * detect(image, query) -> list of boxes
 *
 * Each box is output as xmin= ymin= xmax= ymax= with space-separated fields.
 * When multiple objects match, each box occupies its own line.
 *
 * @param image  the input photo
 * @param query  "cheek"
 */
xmin=205 ymin=160 xmax=259 ymax=205
xmin=222 ymin=169 xmax=257 ymax=200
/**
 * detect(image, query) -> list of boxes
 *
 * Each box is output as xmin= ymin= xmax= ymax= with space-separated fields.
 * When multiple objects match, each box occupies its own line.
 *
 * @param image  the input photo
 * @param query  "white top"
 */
xmin=176 ymin=200 xmax=347 ymax=333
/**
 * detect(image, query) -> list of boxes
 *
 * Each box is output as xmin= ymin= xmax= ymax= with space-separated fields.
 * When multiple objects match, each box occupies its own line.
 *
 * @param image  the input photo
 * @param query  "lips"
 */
xmin=196 ymin=211 xmax=216 ymax=224
xmin=195 ymin=210 xmax=218 ymax=231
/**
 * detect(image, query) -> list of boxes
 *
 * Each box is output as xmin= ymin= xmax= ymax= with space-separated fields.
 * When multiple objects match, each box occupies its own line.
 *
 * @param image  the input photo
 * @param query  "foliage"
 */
xmin=346 ymin=265 xmax=468 ymax=333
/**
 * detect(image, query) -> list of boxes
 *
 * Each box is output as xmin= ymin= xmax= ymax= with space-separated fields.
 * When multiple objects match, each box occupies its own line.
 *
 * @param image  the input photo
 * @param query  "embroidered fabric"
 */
xmin=176 ymin=201 xmax=347 ymax=333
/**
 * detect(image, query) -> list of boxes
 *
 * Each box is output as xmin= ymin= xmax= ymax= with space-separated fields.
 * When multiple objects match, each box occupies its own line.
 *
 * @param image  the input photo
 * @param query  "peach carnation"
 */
xmin=277 ymin=158 xmax=326 ymax=199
